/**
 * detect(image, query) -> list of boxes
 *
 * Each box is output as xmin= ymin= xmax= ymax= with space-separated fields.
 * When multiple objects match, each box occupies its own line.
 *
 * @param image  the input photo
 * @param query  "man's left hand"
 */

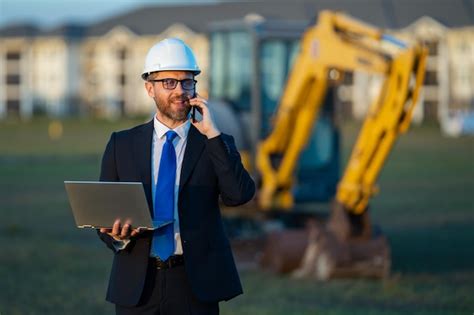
xmin=189 ymin=94 xmax=221 ymax=139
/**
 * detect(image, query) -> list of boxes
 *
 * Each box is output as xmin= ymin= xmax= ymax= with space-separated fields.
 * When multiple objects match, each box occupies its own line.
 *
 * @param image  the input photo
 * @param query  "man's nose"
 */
xmin=174 ymin=84 xmax=194 ymax=98
xmin=173 ymin=82 xmax=186 ymax=94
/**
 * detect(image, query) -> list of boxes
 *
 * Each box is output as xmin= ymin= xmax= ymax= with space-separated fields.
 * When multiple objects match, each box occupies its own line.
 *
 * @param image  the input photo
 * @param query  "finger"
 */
xmin=189 ymin=104 xmax=203 ymax=115
xmin=199 ymin=101 xmax=209 ymax=114
xmin=188 ymin=99 xmax=201 ymax=109
xmin=121 ymin=224 xmax=130 ymax=238
xmin=190 ymin=102 xmax=209 ymax=118
xmin=111 ymin=219 xmax=121 ymax=236
xmin=131 ymin=227 xmax=145 ymax=237
xmin=189 ymin=96 xmax=208 ymax=106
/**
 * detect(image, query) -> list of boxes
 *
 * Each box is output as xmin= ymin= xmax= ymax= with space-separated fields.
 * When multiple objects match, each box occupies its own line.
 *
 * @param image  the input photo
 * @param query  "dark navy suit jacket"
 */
xmin=97 ymin=119 xmax=255 ymax=307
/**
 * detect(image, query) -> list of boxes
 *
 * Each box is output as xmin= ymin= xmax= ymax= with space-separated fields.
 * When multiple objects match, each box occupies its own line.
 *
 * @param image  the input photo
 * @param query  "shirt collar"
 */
xmin=153 ymin=114 xmax=190 ymax=141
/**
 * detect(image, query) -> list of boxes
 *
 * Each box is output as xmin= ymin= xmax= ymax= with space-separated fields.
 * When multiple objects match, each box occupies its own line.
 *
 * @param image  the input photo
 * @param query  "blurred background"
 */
xmin=0 ymin=0 xmax=473 ymax=314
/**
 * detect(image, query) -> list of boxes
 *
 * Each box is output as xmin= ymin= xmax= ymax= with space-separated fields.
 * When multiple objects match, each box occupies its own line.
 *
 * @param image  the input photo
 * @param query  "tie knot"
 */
xmin=165 ymin=130 xmax=178 ymax=143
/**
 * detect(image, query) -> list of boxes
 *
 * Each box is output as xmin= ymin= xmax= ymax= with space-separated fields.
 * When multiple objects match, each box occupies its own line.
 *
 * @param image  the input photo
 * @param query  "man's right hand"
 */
xmin=99 ymin=219 xmax=142 ymax=241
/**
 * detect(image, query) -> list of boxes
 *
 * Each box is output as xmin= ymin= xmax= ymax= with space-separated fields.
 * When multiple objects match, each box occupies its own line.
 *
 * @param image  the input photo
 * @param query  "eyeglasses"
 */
xmin=148 ymin=78 xmax=197 ymax=90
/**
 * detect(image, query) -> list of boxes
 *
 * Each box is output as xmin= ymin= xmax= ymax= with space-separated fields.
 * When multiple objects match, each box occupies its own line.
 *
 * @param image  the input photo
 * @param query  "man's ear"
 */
xmin=145 ymin=81 xmax=155 ymax=98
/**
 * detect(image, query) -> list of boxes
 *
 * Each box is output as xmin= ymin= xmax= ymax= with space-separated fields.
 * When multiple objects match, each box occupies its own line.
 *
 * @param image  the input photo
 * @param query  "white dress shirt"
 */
xmin=151 ymin=115 xmax=190 ymax=255
xmin=112 ymin=116 xmax=190 ymax=253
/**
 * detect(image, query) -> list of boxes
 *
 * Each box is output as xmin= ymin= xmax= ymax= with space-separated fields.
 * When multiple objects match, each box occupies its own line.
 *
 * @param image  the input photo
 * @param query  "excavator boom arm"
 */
xmin=336 ymin=46 xmax=427 ymax=214
xmin=256 ymin=10 xmax=427 ymax=212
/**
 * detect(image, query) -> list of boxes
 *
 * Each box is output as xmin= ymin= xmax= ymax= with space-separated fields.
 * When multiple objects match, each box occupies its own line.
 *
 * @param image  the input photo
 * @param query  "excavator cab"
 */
xmin=208 ymin=17 xmax=340 ymax=206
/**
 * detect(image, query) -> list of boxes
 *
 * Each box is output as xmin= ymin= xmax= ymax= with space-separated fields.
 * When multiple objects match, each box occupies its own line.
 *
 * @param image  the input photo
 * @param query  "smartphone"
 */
xmin=191 ymin=106 xmax=196 ymax=123
xmin=191 ymin=92 xmax=196 ymax=123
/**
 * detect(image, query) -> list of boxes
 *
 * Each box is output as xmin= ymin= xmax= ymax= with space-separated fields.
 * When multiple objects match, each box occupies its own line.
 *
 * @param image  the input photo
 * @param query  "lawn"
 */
xmin=0 ymin=118 xmax=473 ymax=315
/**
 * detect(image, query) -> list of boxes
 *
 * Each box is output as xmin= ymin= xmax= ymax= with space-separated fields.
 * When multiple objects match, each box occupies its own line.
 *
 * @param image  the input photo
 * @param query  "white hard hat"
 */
xmin=141 ymin=38 xmax=201 ymax=80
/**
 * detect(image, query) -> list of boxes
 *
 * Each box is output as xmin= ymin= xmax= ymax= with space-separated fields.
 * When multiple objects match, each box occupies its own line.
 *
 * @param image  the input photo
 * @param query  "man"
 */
xmin=97 ymin=38 xmax=255 ymax=314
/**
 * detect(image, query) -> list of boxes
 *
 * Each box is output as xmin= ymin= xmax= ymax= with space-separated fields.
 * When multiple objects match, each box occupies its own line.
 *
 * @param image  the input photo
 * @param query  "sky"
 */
xmin=0 ymin=0 xmax=218 ymax=28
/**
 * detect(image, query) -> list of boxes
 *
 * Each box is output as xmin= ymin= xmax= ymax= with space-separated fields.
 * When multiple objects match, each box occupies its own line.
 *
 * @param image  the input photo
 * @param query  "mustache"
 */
xmin=169 ymin=95 xmax=192 ymax=103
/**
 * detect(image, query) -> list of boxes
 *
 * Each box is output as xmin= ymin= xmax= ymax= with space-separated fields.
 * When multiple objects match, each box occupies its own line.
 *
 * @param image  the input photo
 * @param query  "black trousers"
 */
xmin=115 ymin=260 xmax=219 ymax=315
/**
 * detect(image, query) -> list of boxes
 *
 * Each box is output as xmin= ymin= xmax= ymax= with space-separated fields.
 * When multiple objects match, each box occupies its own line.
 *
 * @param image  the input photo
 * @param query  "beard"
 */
xmin=154 ymin=94 xmax=191 ymax=122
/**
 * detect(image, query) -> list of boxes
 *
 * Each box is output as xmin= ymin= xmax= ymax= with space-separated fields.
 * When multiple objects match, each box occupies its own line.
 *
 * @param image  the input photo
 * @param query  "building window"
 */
xmin=117 ymin=100 xmax=125 ymax=114
xmin=342 ymin=71 xmax=353 ymax=85
xmin=119 ymin=74 xmax=126 ymax=85
xmin=423 ymin=100 xmax=438 ymax=120
xmin=6 ymin=51 xmax=21 ymax=60
xmin=423 ymin=41 xmax=438 ymax=56
xmin=424 ymin=70 xmax=438 ymax=86
xmin=117 ymin=48 xmax=127 ymax=60
xmin=6 ymin=74 xmax=21 ymax=85
xmin=6 ymin=100 xmax=20 ymax=114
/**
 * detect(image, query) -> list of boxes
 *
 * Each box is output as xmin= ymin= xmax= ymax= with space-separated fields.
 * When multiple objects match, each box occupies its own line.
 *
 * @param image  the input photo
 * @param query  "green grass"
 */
xmin=0 ymin=119 xmax=473 ymax=315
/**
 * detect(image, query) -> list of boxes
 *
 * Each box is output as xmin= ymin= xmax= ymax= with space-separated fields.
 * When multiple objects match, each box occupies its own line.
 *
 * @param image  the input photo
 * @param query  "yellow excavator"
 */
xmin=208 ymin=11 xmax=427 ymax=279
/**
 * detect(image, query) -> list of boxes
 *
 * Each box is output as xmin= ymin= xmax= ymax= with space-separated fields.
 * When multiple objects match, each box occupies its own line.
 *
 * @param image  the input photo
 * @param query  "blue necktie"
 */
xmin=151 ymin=130 xmax=178 ymax=260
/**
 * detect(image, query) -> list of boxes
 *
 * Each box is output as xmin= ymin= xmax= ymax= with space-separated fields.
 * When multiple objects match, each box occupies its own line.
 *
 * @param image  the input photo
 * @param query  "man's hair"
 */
xmin=144 ymin=72 xmax=156 ymax=81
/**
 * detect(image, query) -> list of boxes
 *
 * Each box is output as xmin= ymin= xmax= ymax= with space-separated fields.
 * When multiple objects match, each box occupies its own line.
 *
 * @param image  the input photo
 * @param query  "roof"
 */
xmin=391 ymin=0 xmax=474 ymax=28
xmin=86 ymin=0 xmax=474 ymax=37
xmin=42 ymin=24 xmax=87 ymax=38
xmin=1 ymin=0 xmax=473 ymax=38
xmin=0 ymin=24 xmax=40 ymax=37
xmin=85 ymin=2 xmax=311 ymax=36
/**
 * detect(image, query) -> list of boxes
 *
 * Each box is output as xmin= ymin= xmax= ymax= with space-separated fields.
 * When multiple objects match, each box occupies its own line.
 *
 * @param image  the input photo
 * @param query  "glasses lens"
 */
xmin=181 ymin=79 xmax=196 ymax=90
xmin=163 ymin=78 xmax=178 ymax=89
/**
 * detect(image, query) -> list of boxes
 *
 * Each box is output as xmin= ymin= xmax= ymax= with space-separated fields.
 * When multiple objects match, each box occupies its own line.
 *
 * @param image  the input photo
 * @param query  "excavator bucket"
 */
xmin=260 ymin=206 xmax=391 ymax=279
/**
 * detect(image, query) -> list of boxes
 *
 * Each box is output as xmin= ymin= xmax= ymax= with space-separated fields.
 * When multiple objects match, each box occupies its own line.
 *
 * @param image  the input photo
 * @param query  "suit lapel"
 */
xmin=134 ymin=119 xmax=154 ymax=211
xmin=179 ymin=125 xmax=206 ymax=193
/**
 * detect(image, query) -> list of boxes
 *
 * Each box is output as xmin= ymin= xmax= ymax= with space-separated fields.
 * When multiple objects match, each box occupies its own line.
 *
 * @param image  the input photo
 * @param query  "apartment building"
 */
xmin=0 ymin=0 xmax=472 ymax=122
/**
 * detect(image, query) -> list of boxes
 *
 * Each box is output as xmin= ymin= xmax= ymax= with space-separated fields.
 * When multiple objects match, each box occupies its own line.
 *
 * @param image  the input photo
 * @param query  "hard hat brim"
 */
xmin=141 ymin=68 xmax=201 ymax=80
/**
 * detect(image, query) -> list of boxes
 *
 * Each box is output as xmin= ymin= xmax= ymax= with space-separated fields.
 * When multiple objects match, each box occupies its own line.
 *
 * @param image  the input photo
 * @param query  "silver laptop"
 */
xmin=64 ymin=181 xmax=173 ymax=230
